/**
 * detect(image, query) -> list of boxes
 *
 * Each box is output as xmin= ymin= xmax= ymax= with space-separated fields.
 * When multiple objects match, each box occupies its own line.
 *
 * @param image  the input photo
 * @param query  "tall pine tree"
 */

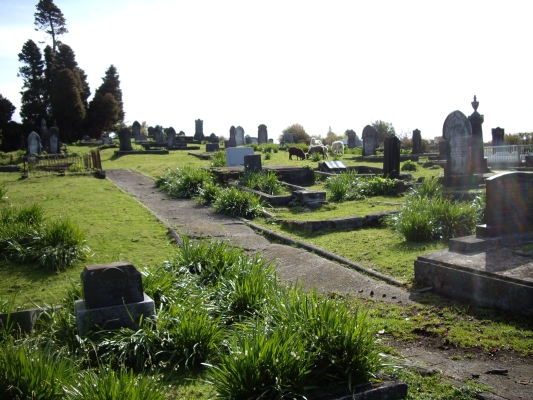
xmin=18 ymin=39 xmax=47 ymax=126
xmin=52 ymin=68 xmax=85 ymax=142
xmin=89 ymin=65 xmax=124 ymax=132
xmin=34 ymin=0 xmax=68 ymax=52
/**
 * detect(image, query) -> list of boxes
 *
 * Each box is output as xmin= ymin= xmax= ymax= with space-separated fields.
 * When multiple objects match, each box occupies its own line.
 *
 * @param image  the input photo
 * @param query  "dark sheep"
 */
xmin=288 ymin=146 xmax=306 ymax=160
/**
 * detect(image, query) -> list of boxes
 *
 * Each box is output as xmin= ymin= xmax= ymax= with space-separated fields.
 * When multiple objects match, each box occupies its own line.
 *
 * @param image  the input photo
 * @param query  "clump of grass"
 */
xmin=0 ymin=183 xmax=7 ymax=202
xmin=310 ymin=151 xmax=321 ymax=162
xmin=325 ymin=172 xmax=396 ymax=202
xmin=195 ymin=181 xmax=221 ymax=205
xmin=155 ymin=166 xmax=213 ymax=198
xmin=238 ymin=171 xmax=285 ymax=196
xmin=400 ymin=160 xmax=418 ymax=171
xmin=213 ymin=187 xmax=263 ymax=219
xmin=210 ymin=150 xmax=226 ymax=167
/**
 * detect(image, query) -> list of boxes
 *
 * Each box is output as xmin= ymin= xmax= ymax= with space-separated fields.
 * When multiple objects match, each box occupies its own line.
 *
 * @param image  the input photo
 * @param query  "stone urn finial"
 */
xmin=471 ymin=95 xmax=479 ymax=112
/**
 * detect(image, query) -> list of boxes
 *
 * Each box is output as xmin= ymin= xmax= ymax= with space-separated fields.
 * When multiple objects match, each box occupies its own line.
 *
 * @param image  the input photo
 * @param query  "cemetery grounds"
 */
xmin=0 ymin=144 xmax=532 ymax=399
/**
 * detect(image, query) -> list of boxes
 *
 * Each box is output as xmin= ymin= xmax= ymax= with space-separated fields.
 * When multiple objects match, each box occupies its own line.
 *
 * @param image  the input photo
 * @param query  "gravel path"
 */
xmin=105 ymin=169 xmax=532 ymax=400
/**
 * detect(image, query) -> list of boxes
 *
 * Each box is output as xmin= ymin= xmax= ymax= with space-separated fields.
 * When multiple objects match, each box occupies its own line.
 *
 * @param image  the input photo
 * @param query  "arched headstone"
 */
xmin=118 ymin=128 xmax=133 ymax=151
xmin=27 ymin=131 xmax=41 ymax=155
xmin=443 ymin=110 xmax=472 ymax=176
xmin=258 ymin=124 xmax=268 ymax=144
xmin=412 ymin=129 xmax=422 ymax=154
xmin=235 ymin=126 xmax=245 ymax=146
xmin=362 ymin=125 xmax=378 ymax=156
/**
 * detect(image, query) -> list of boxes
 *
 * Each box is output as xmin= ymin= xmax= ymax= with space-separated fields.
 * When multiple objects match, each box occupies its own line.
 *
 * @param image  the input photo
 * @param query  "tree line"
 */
xmin=0 ymin=0 xmax=124 ymax=151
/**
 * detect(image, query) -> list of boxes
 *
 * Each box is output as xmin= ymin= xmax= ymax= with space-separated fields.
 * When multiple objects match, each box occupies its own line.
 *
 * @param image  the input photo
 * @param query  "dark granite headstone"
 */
xmin=81 ymin=262 xmax=144 ymax=309
xmin=284 ymin=132 xmax=294 ymax=144
xmin=209 ymin=133 xmax=218 ymax=143
xmin=245 ymin=135 xmax=252 ymax=145
xmin=147 ymin=126 xmax=155 ymax=138
xmin=154 ymin=126 xmax=166 ymax=144
xmin=346 ymin=130 xmax=357 ymax=149
xmin=443 ymin=110 xmax=472 ymax=177
xmin=477 ymin=172 xmax=533 ymax=237
xmin=230 ymin=125 xmax=236 ymax=141
xmin=235 ymin=126 xmax=245 ymax=146
xmin=132 ymin=121 xmax=141 ymax=138
xmin=468 ymin=96 xmax=487 ymax=174
xmin=492 ymin=127 xmax=504 ymax=147
xmin=102 ymin=137 xmax=113 ymax=144
xmin=362 ymin=125 xmax=378 ymax=156
xmin=268 ymin=139 xmax=273 ymax=143
xmin=412 ymin=129 xmax=422 ymax=154
xmin=206 ymin=143 xmax=220 ymax=152
xmin=166 ymin=127 xmax=177 ymax=147
xmin=258 ymin=124 xmax=268 ymax=144
xmin=194 ymin=119 xmax=204 ymax=141
xmin=244 ymin=154 xmax=262 ymax=173
xmin=383 ymin=135 xmax=401 ymax=179
xmin=118 ymin=128 xmax=133 ymax=151
xmin=49 ymin=127 xmax=60 ymax=154
xmin=225 ymin=139 xmax=237 ymax=148
xmin=27 ymin=131 xmax=41 ymax=155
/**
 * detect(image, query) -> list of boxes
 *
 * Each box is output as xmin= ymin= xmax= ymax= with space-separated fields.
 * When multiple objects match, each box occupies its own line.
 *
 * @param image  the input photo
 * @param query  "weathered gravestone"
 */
xmin=226 ymin=147 xmax=254 ymax=167
xmin=229 ymin=125 xmax=236 ymax=141
xmin=132 ymin=121 xmax=141 ymax=138
xmin=476 ymin=172 xmax=533 ymax=237
xmin=102 ymin=137 xmax=113 ymax=145
xmin=284 ymin=132 xmax=294 ymax=144
xmin=49 ymin=126 xmax=60 ymax=154
xmin=166 ymin=127 xmax=177 ymax=147
xmin=209 ymin=133 xmax=218 ymax=143
xmin=27 ymin=131 xmax=41 ymax=155
xmin=268 ymin=139 xmax=273 ymax=143
xmin=235 ymin=126 xmax=245 ymax=146
xmin=225 ymin=139 xmax=236 ymax=148
xmin=244 ymin=154 xmax=262 ymax=173
xmin=154 ymin=126 xmax=166 ymax=144
xmin=346 ymin=129 xmax=357 ymax=149
xmin=147 ymin=126 xmax=155 ymax=138
xmin=412 ymin=129 xmax=422 ymax=154
xmin=206 ymin=143 xmax=220 ymax=152
xmin=492 ymin=127 xmax=504 ymax=147
xmin=362 ymin=125 xmax=378 ymax=156
xmin=383 ymin=135 xmax=401 ymax=179
xmin=118 ymin=128 xmax=133 ymax=151
xmin=75 ymin=262 xmax=156 ymax=334
xmin=258 ymin=124 xmax=268 ymax=144
xmin=245 ymin=135 xmax=251 ymax=145
xmin=443 ymin=110 xmax=472 ymax=177
xmin=468 ymin=96 xmax=487 ymax=174
xmin=194 ymin=119 xmax=204 ymax=141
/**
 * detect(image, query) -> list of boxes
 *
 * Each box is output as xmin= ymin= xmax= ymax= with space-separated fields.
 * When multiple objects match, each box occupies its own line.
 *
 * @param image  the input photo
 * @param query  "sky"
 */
xmin=1 ymin=0 xmax=532 ymax=142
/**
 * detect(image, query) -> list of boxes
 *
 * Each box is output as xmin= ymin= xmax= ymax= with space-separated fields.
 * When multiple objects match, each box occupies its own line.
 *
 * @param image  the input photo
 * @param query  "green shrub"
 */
xmin=213 ymin=187 xmax=263 ymax=219
xmin=310 ymin=151 xmax=321 ymax=162
xmin=195 ymin=181 xmax=221 ymax=205
xmin=210 ymin=150 xmax=226 ymax=167
xmin=325 ymin=171 xmax=361 ymax=202
xmin=358 ymin=176 xmax=397 ymax=196
xmin=155 ymin=167 xmax=213 ymax=199
xmin=68 ymin=163 xmax=86 ymax=173
xmin=238 ymin=171 xmax=285 ymax=196
xmin=400 ymin=160 xmax=418 ymax=171
xmin=264 ymin=151 xmax=272 ymax=160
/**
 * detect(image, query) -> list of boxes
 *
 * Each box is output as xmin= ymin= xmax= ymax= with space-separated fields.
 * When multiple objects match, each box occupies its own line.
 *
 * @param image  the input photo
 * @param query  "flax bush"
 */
xmin=213 ymin=187 xmax=263 ymax=219
xmin=155 ymin=166 xmax=213 ymax=198
xmin=210 ymin=150 xmax=226 ymax=167
xmin=238 ymin=170 xmax=285 ymax=196
xmin=400 ymin=159 xmax=418 ymax=171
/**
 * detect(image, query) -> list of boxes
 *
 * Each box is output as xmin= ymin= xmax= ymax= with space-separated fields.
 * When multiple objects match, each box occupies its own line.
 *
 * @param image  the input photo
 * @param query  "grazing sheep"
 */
xmin=311 ymin=138 xmax=323 ymax=146
xmin=306 ymin=145 xmax=328 ymax=160
xmin=288 ymin=146 xmax=306 ymax=160
xmin=331 ymin=141 xmax=344 ymax=155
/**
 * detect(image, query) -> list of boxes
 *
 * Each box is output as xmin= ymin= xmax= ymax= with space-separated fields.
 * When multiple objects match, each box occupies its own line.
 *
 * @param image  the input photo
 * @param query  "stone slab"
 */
xmin=225 ymin=147 xmax=254 ymax=167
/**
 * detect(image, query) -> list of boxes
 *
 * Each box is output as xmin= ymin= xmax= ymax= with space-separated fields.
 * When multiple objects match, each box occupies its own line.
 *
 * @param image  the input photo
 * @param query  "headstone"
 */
xmin=225 ymin=147 xmax=254 ymax=167
xmin=147 ymin=126 xmax=155 ymax=138
xmin=40 ymin=119 xmax=49 ymax=152
xmin=477 ymin=172 xmax=533 ymax=237
xmin=230 ymin=126 xmax=236 ymax=141
xmin=383 ymin=136 xmax=401 ymax=179
xmin=244 ymin=154 xmax=262 ymax=173
xmin=209 ymin=133 xmax=218 ymax=143
xmin=492 ymin=127 xmax=504 ymax=147
xmin=235 ymin=126 xmax=245 ymax=146
xmin=75 ymin=262 xmax=156 ymax=334
xmin=268 ymin=139 xmax=273 ymax=143
xmin=118 ymin=128 xmax=133 ymax=151
xmin=258 ymin=124 xmax=268 ymax=144
xmin=194 ymin=119 xmax=204 ymax=141
xmin=284 ymin=132 xmax=294 ymax=143
xmin=166 ymin=127 xmax=177 ymax=147
xmin=412 ymin=129 xmax=422 ymax=154
xmin=438 ymin=141 xmax=446 ymax=159
xmin=362 ymin=125 xmax=378 ymax=156
xmin=346 ymin=130 xmax=357 ymax=149
xmin=132 ymin=121 xmax=141 ymax=138
xmin=245 ymin=135 xmax=252 ymax=145
xmin=27 ymin=131 xmax=41 ymax=155
xmin=225 ymin=139 xmax=237 ymax=148
xmin=206 ymin=143 xmax=220 ymax=152
xmin=443 ymin=110 xmax=472 ymax=176
xmin=49 ymin=127 xmax=60 ymax=154
xmin=468 ymin=96 xmax=487 ymax=174
xmin=154 ymin=126 xmax=166 ymax=144
xmin=135 ymin=135 xmax=147 ymax=142
xmin=102 ymin=137 xmax=113 ymax=145
xmin=82 ymin=135 xmax=91 ymax=142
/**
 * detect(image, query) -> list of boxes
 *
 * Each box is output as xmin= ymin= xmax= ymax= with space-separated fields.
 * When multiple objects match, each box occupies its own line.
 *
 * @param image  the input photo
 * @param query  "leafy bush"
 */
xmin=358 ymin=176 xmax=397 ymax=196
xmin=210 ymin=150 xmax=226 ymax=167
xmin=264 ymin=151 xmax=272 ymax=160
xmin=195 ymin=181 xmax=220 ymax=205
xmin=213 ymin=187 xmax=263 ymax=219
xmin=238 ymin=171 xmax=285 ymax=196
xmin=68 ymin=163 xmax=86 ymax=173
xmin=155 ymin=166 xmax=213 ymax=199
xmin=325 ymin=173 xmax=396 ymax=202
xmin=310 ymin=151 xmax=321 ymax=162
xmin=400 ymin=160 xmax=418 ymax=171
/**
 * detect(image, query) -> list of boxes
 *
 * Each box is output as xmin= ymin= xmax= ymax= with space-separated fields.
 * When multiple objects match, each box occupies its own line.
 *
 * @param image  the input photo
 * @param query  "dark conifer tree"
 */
xmin=92 ymin=65 xmax=125 ymax=129
xmin=51 ymin=69 xmax=86 ymax=142
xmin=18 ymin=39 xmax=47 ymax=126
xmin=55 ymin=43 xmax=90 ymax=108
xmin=34 ymin=0 xmax=68 ymax=52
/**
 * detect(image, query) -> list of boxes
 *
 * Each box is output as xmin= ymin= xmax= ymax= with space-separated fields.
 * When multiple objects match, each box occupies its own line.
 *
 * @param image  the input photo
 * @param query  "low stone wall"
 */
xmin=282 ymin=211 xmax=397 ymax=232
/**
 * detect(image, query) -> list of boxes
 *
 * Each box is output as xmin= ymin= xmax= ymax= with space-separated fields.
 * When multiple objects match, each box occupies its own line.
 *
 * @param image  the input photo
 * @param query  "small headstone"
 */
xmin=347 ymin=130 xmax=357 ymax=149
xmin=132 ymin=121 xmax=141 ymax=138
xmin=230 ymin=126 xmax=236 ymax=141
xmin=235 ymin=126 xmax=245 ymax=146
xmin=147 ymin=126 xmax=155 ymax=138
xmin=383 ymin=136 xmax=401 ymax=179
xmin=194 ymin=119 xmax=204 ymax=141
xmin=209 ymin=133 xmax=218 ymax=143
xmin=268 ymin=138 xmax=273 ymax=143
xmin=135 ymin=135 xmax=147 ymax=142
xmin=225 ymin=147 xmax=254 ymax=166
xmin=284 ymin=132 xmax=294 ymax=143
xmin=258 ymin=124 xmax=268 ymax=144
xmin=245 ymin=135 xmax=251 ymax=145
xmin=206 ymin=143 xmax=220 ymax=152
xmin=412 ymin=129 xmax=422 ymax=154
xmin=118 ymin=128 xmax=133 ymax=151
xmin=443 ymin=110 xmax=472 ymax=176
xmin=225 ymin=139 xmax=237 ymax=148
xmin=492 ymin=127 xmax=504 ymax=147
xmin=362 ymin=125 xmax=379 ymax=156
xmin=244 ymin=154 xmax=262 ymax=173
xmin=49 ymin=127 xmax=60 ymax=154
xmin=102 ymin=137 xmax=113 ymax=145
xmin=154 ymin=126 xmax=166 ymax=144
xmin=477 ymin=172 xmax=533 ymax=237
xmin=27 ymin=131 xmax=41 ymax=155
xmin=166 ymin=127 xmax=176 ymax=147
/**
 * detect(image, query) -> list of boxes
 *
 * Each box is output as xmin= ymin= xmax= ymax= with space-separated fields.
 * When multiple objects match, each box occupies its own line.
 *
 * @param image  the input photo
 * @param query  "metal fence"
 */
xmin=22 ymin=150 xmax=102 ymax=177
xmin=483 ymin=145 xmax=533 ymax=167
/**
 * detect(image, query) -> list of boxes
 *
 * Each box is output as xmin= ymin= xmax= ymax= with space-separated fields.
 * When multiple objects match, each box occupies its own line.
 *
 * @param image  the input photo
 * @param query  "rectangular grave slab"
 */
xmin=226 ymin=147 xmax=254 ymax=167
xmin=81 ymin=262 xmax=144 ymax=309
xmin=244 ymin=154 xmax=262 ymax=172
xmin=225 ymin=139 xmax=236 ymax=148
xmin=206 ymin=143 xmax=220 ymax=152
